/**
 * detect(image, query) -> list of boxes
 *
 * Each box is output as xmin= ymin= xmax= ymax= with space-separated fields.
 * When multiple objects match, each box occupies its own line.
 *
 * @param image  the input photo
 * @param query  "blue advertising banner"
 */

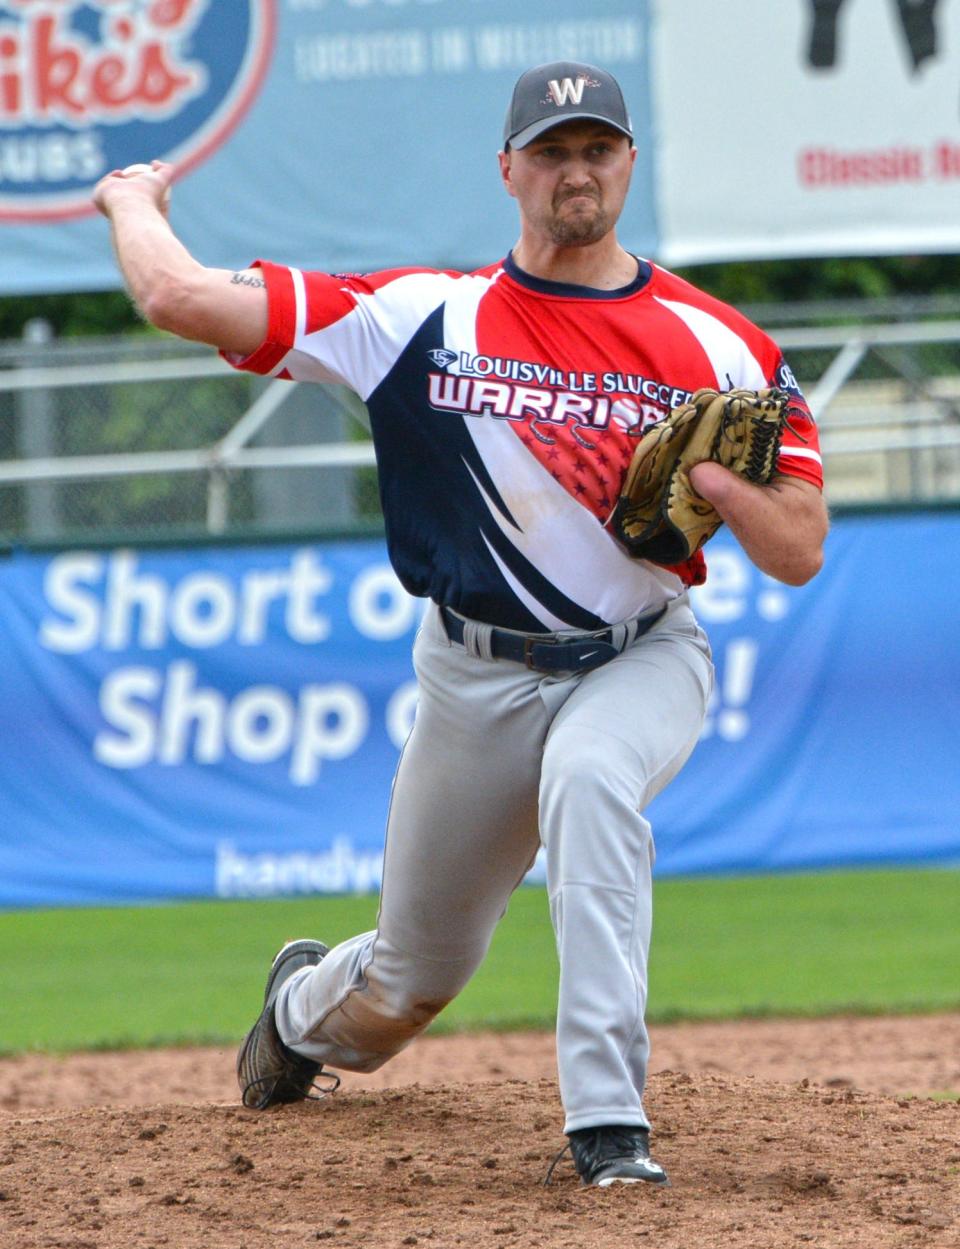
xmin=6 ymin=2 xmax=959 ymax=292
xmin=1 ymin=512 xmax=959 ymax=909
xmin=3 ymin=0 xmax=655 ymax=294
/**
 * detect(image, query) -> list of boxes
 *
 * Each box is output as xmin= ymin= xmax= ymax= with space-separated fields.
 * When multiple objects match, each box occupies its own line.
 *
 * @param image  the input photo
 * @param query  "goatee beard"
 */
xmin=549 ymin=211 xmax=611 ymax=246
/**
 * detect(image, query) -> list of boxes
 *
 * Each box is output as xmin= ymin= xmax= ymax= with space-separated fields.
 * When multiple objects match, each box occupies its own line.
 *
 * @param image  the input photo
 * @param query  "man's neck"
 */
xmin=510 ymin=235 xmax=639 ymax=291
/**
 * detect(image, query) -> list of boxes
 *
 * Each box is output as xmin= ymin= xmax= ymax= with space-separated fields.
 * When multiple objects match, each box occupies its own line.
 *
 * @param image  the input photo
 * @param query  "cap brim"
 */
xmin=507 ymin=113 xmax=633 ymax=150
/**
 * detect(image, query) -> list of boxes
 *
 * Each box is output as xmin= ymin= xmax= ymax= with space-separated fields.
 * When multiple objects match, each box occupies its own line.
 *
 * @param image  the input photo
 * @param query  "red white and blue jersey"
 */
xmin=224 ymin=254 xmax=823 ymax=633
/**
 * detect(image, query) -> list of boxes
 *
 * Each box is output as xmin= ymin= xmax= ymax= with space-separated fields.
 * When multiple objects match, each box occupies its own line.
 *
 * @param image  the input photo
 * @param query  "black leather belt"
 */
xmin=440 ymin=605 xmax=667 ymax=674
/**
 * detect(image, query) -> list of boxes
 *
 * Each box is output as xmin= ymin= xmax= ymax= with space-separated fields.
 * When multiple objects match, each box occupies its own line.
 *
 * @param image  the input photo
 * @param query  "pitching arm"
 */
xmin=92 ymin=161 xmax=267 ymax=357
xmin=688 ymin=464 xmax=828 ymax=585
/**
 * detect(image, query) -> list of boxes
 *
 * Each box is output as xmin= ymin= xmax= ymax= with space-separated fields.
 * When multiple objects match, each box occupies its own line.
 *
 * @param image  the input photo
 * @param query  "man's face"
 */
xmin=500 ymin=121 xmax=636 ymax=248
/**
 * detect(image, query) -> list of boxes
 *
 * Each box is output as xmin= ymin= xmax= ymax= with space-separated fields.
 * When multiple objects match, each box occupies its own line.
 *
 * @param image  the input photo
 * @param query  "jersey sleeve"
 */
xmin=649 ymin=267 xmax=824 ymax=491
xmin=220 ymin=260 xmax=460 ymax=400
xmin=765 ymin=354 xmax=823 ymax=490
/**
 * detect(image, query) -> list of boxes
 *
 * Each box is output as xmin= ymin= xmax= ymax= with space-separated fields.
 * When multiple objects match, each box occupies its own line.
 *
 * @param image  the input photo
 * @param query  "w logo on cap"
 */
xmin=546 ymin=76 xmax=587 ymax=106
xmin=506 ymin=63 xmax=629 ymax=150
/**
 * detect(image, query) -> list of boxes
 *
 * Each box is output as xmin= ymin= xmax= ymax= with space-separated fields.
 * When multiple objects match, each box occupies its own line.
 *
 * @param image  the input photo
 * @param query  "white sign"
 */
xmin=653 ymin=0 xmax=960 ymax=262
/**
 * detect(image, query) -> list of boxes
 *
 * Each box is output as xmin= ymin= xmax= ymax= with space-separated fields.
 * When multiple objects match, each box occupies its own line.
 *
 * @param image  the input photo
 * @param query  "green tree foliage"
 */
xmin=0 ymin=290 xmax=142 ymax=340
xmin=2 ymin=254 xmax=959 ymax=341
xmin=674 ymin=254 xmax=960 ymax=308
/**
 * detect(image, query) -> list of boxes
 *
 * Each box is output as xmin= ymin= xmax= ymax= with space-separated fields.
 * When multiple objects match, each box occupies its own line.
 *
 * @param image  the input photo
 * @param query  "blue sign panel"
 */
xmin=1 ymin=540 xmax=420 ymax=905
xmin=2 ymin=512 xmax=959 ymax=909
xmin=652 ymin=512 xmax=960 ymax=875
xmin=3 ymin=0 xmax=655 ymax=293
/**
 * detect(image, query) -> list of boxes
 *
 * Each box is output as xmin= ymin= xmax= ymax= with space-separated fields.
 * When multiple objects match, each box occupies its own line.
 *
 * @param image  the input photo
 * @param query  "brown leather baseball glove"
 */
xmin=609 ymin=387 xmax=792 ymax=565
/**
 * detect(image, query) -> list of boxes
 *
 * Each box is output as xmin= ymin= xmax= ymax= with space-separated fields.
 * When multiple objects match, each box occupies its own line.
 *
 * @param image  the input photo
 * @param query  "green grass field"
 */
xmin=0 ymin=867 xmax=957 ymax=1055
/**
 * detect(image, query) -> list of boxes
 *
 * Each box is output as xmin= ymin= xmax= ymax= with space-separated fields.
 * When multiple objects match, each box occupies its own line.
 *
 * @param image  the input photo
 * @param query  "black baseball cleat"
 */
xmin=236 ymin=938 xmax=340 ymax=1110
xmin=561 ymin=1125 xmax=671 ymax=1188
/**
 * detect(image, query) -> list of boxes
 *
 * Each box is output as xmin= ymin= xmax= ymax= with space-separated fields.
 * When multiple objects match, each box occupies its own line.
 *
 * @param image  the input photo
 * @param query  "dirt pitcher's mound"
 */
xmin=1 ymin=1075 xmax=958 ymax=1249
xmin=3 ymin=1012 xmax=960 ymax=1113
xmin=1 ymin=1016 xmax=958 ymax=1249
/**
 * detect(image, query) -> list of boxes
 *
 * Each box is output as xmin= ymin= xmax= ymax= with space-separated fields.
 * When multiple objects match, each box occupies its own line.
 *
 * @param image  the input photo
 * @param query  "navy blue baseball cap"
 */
xmin=503 ymin=61 xmax=633 ymax=150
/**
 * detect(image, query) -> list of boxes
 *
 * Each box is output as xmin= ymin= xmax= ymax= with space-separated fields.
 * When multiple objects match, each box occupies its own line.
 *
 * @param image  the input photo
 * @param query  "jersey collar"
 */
xmin=503 ymin=250 xmax=652 ymax=300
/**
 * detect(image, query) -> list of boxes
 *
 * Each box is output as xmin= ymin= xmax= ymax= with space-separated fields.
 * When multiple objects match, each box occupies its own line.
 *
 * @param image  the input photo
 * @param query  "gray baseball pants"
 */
xmin=275 ymin=595 xmax=713 ymax=1132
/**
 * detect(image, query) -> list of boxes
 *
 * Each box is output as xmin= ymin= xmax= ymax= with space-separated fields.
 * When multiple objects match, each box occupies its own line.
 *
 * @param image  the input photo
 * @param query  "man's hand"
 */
xmin=689 ymin=464 xmax=827 ymax=585
xmin=93 ymin=160 xmax=173 ymax=219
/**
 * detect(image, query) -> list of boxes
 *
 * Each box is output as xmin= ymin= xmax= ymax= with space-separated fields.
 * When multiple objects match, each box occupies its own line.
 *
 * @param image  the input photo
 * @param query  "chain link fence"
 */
xmin=2 ymin=306 xmax=960 ymax=549
xmin=0 ymin=324 xmax=378 ymax=547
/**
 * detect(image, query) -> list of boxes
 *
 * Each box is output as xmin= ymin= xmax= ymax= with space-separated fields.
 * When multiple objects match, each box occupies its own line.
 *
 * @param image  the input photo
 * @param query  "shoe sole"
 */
xmin=594 ymin=1174 xmax=671 ymax=1188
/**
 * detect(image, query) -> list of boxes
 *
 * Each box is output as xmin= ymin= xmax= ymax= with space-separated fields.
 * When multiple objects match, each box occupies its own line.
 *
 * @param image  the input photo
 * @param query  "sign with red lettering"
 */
xmin=2 ymin=0 xmax=654 ymax=295
xmin=0 ymin=1 xmax=275 ymax=222
xmin=653 ymin=1 xmax=960 ymax=263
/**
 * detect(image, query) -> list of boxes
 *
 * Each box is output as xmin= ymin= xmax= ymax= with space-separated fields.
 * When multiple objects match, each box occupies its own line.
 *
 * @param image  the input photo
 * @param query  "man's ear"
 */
xmin=498 ymin=149 xmax=517 ymax=199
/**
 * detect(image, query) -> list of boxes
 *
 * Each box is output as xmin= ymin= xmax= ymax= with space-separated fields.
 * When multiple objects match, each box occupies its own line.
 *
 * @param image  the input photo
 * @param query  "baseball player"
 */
xmin=93 ymin=61 xmax=827 ymax=1187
